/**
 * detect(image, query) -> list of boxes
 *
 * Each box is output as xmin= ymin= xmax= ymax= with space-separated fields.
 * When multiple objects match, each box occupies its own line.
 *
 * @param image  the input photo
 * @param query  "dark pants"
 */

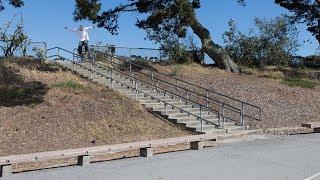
xmin=77 ymin=40 xmax=89 ymax=56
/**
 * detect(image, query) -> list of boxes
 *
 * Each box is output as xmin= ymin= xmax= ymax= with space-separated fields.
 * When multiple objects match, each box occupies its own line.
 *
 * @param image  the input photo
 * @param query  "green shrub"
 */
xmin=51 ymin=80 xmax=88 ymax=91
xmin=282 ymin=77 xmax=317 ymax=89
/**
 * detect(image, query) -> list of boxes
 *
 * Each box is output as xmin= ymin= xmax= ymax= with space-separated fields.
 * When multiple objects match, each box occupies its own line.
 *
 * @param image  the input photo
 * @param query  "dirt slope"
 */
xmin=0 ymin=58 xmax=190 ymax=156
xmin=153 ymin=64 xmax=320 ymax=129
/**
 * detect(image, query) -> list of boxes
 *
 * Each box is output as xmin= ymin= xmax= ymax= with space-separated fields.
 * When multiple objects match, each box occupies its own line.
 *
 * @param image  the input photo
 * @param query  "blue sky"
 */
xmin=1 ymin=0 xmax=319 ymax=58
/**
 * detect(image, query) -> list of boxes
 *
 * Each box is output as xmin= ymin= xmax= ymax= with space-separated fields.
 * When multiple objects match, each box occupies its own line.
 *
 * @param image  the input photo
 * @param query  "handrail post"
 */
xmin=165 ymin=92 xmax=168 ymax=115
xmin=129 ymin=64 xmax=133 ymax=84
xmin=90 ymin=63 xmax=93 ymax=80
xmin=240 ymin=102 xmax=244 ymax=126
xmin=259 ymin=108 xmax=262 ymax=121
xmin=206 ymin=92 xmax=209 ymax=108
xmin=135 ymin=79 xmax=138 ymax=100
xmin=186 ymin=91 xmax=189 ymax=111
xmin=111 ymin=68 xmax=113 ymax=89
xmin=200 ymin=105 xmax=203 ymax=132
xmin=221 ymin=104 xmax=225 ymax=129
xmin=57 ymin=49 xmax=60 ymax=60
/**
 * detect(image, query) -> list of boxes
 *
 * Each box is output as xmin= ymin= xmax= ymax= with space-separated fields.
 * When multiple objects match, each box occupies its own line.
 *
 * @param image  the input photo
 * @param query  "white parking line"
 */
xmin=305 ymin=172 xmax=320 ymax=180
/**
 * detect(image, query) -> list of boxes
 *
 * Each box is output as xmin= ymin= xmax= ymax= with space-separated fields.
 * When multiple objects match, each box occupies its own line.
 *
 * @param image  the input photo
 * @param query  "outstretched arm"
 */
xmin=65 ymin=27 xmax=78 ymax=32
xmin=84 ymin=26 xmax=94 ymax=30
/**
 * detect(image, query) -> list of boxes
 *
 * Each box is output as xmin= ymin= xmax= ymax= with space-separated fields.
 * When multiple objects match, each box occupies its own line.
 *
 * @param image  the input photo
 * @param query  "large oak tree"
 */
xmin=73 ymin=0 xmax=240 ymax=72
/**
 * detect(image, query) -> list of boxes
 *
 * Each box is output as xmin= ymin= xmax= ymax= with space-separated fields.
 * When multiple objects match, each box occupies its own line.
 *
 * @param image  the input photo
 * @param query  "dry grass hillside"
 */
xmin=153 ymin=63 xmax=320 ymax=129
xmin=0 ymin=58 xmax=190 ymax=156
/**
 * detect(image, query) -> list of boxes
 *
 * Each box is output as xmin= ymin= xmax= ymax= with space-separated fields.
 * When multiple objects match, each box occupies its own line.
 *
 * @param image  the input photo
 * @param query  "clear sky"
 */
xmin=1 ymin=0 xmax=319 ymax=59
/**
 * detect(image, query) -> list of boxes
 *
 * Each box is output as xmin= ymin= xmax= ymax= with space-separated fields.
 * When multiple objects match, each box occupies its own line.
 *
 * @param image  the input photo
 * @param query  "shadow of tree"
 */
xmin=0 ymin=59 xmax=49 ymax=107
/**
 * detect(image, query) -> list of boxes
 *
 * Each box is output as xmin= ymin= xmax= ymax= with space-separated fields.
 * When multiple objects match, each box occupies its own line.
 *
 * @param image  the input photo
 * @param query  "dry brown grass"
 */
xmin=0 ymin=58 xmax=190 ymax=156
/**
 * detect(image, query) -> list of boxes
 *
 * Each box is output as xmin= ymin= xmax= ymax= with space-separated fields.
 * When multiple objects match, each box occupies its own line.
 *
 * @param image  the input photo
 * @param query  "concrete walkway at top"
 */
xmin=3 ymin=133 xmax=320 ymax=180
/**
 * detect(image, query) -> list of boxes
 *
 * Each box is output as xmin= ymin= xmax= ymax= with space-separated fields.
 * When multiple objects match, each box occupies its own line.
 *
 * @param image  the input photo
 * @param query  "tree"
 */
xmin=275 ymin=0 xmax=320 ymax=44
xmin=0 ymin=13 xmax=29 ymax=57
xmin=0 ymin=0 xmax=24 ymax=11
xmin=73 ymin=0 xmax=240 ymax=72
xmin=223 ymin=16 xmax=300 ymax=67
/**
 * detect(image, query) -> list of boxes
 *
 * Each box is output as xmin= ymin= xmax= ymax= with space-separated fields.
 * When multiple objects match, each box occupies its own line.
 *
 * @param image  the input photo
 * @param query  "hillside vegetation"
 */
xmin=0 ymin=58 xmax=190 ymax=156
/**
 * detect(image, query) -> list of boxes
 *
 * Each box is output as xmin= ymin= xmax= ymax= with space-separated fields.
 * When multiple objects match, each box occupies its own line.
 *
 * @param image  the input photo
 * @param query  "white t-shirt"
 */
xmin=67 ymin=27 xmax=94 ymax=41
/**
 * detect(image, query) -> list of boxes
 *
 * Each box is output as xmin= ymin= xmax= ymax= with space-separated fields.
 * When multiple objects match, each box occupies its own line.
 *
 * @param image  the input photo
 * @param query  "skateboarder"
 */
xmin=65 ymin=25 xmax=94 ymax=60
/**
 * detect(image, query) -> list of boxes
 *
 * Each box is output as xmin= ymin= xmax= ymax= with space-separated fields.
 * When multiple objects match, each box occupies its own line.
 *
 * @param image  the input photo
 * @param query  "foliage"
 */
xmin=73 ymin=0 xmax=241 ymax=72
xmin=303 ymin=55 xmax=320 ymax=69
xmin=147 ymin=28 xmax=202 ymax=64
xmin=50 ymin=80 xmax=88 ymax=91
xmin=74 ymin=0 xmax=201 ymax=36
xmin=275 ymin=0 xmax=320 ymax=44
xmin=282 ymin=76 xmax=317 ymax=89
xmin=0 ymin=0 xmax=24 ymax=11
xmin=223 ymin=16 xmax=300 ymax=67
xmin=0 ymin=13 xmax=30 ymax=57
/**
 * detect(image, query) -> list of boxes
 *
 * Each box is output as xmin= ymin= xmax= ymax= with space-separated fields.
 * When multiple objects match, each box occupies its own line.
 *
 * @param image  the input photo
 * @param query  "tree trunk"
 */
xmin=188 ymin=9 xmax=239 ymax=73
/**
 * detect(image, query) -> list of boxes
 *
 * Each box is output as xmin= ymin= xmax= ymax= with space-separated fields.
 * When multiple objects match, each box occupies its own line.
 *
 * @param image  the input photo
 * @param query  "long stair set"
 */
xmin=46 ymin=47 xmax=262 ymax=134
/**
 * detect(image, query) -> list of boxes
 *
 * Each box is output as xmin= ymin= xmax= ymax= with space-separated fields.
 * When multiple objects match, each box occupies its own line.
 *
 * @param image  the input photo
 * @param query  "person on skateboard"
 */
xmin=65 ymin=25 xmax=94 ymax=60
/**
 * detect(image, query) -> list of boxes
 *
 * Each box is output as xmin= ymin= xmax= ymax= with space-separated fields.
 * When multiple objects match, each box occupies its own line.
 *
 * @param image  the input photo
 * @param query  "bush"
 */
xmin=303 ymin=55 xmax=320 ymax=69
xmin=223 ymin=16 xmax=299 ymax=68
xmin=282 ymin=77 xmax=317 ymax=89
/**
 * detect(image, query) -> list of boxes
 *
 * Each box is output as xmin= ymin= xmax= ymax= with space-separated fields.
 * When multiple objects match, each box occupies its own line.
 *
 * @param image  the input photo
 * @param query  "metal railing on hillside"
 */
xmin=90 ymin=45 xmax=262 ymax=124
xmin=46 ymin=47 xmax=222 ymax=131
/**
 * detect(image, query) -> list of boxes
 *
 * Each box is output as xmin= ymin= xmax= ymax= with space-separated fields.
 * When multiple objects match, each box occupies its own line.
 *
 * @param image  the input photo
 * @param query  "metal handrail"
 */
xmin=93 ymin=52 xmax=261 ymax=123
xmin=93 ymin=46 xmax=261 ymax=109
xmin=78 ymin=59 xmax=226 ymax=123
xmin=91 ymin=60 xmax=253 ymax=123
xmin=96 ymin=61 xmax=241 ymax=113
xmin=92 ymin=47 xmax=262 ymax=122
xmin=47 ymin=47 xmax=261 ymax=126
xmin=46 ymin=47 xmax=221 ymax=130
xmin=90 ymin=61 xmax=223 ymax=115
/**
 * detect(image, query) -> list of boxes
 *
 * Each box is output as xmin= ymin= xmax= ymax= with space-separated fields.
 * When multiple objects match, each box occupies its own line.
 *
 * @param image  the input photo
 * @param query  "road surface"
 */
xmin=3 ymin=133 xmax=320 ymax=180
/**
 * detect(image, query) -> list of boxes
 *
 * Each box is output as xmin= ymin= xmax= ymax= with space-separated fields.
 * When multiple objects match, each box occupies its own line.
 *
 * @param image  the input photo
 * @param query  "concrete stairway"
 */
xmin=58 ymin=61 xmax=246 ymax=134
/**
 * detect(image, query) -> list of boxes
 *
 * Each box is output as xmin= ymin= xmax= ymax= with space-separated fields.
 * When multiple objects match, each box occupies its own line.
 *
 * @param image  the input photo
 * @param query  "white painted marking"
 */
xmin=305 ymin=172 xmax=320 ymax=180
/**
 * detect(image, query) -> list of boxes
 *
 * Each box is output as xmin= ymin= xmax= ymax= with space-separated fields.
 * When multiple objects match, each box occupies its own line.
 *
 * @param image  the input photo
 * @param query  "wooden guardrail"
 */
xmin=0 ymin=133 xmax=221 ymax=177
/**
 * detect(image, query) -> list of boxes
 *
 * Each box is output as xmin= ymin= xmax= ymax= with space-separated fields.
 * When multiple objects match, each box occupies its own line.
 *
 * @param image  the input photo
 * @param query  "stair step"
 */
xmin=58 ymin=61 xmax=253 ymax=134
xmin=203 ymin=125 xmax=246 ymax=134
xmin=186 ymin=124 xmax=217 ymax=132
xmin=168 ymin=112 xmax=216 ymax=119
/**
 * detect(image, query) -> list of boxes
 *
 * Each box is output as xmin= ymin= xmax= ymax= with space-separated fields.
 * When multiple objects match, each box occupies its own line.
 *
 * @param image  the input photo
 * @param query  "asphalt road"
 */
xmin=3 ymin=133 xmax=320 ymax=180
